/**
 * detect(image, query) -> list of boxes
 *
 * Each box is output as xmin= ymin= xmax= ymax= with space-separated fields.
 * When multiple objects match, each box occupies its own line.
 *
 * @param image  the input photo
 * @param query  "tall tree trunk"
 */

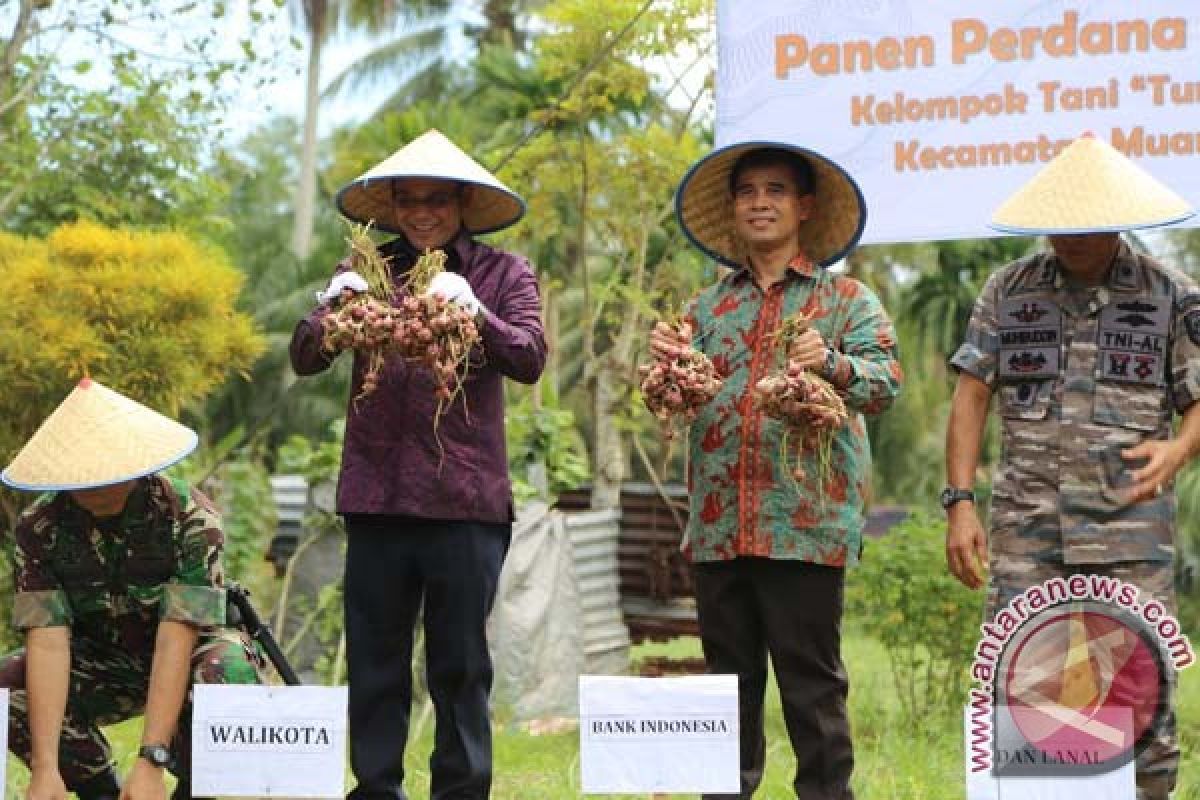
xmin=291 ymin=31 xmax=322 ymax=260
xmin=591 ymin=360 xmax=624 ymax=510
xmin=590 ymin=224 xmax=651 ymax=511
xmin=480 ymin=0 xmax=521 ymax=49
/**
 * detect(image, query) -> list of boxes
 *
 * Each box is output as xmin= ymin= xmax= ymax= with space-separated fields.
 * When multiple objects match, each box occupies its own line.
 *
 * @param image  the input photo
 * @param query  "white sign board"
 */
xmin=191 ymin=685 xmax=348 ymax=798
xmin=964 ymin=705 xmax=1136 ymax=800
xmin=579 ymin=675 xmax=739 ymax=795
xmin=716 ymin=1 xmax=1200 ymax=244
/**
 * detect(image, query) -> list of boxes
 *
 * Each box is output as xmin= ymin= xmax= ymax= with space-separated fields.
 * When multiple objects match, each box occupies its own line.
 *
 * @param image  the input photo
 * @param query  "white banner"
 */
xmin=191 ymin=685 xmax=348 ymax=798
xmin=579 ymin=675 xmax=739 ymax=794
xmin=716 ymin=1 xmax=1200 ymax=244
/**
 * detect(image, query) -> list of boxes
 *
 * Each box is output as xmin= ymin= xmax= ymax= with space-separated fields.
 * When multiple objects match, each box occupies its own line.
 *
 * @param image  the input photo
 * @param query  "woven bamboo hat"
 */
xmin=2 ymin=378 xmax=198 ymax=491
xmin=991 ymin=134 xmax=1195 ymax=234
xmin=676 ymin=141 xmax=867 ymax=268
xmin=336 ymin=128 xmax=526 ymax=235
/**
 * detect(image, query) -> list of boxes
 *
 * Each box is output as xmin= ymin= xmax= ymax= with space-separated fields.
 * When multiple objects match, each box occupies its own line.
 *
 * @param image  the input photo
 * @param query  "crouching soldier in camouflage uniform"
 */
xmin=945 ymin=135 xmax=1200 ymax=799
xmin=0 ymin=378 xmax=264 ymax=800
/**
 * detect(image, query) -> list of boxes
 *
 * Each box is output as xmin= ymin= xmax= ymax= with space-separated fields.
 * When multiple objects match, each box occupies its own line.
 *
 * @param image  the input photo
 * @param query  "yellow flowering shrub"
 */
xmin=0 ymin=221 xmax=264 ymax=512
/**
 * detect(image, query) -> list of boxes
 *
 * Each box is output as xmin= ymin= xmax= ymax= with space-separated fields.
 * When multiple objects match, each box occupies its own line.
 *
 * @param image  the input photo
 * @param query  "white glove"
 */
xmin=426 ymin=271 xmax=483 ymax=316
xmin=316 ymin=271 xmax=369 ymax=304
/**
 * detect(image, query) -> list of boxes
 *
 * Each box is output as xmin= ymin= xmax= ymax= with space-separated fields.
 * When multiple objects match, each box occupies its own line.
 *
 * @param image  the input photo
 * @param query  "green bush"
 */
xmin=846 ymin=513 xmax=984 ymax=728
xmin=506 ymin=399 xmax=590 ymax=504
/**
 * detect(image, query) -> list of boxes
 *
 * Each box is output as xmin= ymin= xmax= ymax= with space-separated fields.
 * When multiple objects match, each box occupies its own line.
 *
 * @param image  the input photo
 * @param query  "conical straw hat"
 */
xmin=336 ymin=129 xmax=526 ymax=235
xmin=2 ymin=378 xmax=197 ymax=491
xmin=676 ymin=141 xmax=867 ymax=268
xmin=990 ymin=134 xmax=1195 ymax=234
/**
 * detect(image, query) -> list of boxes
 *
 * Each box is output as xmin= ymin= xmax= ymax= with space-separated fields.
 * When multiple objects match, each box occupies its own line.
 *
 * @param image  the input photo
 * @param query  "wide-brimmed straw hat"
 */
xmin=991 ymin=134 xmax=1195 ymax=234
xmin=2 ymin=378 xmax=198 ymax=491
xmin=675 ymin=141 xmax=867 ymax=268
xmin=336 ymin=128 xmax=526 ymax=235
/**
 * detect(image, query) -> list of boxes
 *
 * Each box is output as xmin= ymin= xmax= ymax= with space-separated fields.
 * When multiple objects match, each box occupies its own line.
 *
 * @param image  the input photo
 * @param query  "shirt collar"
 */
xmin=730 ymin=252 xmax=816 ymax=286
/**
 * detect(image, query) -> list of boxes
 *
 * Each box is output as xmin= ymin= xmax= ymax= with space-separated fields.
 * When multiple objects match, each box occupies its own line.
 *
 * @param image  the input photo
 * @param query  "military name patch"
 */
xmin=1097 ymin=295 xmax=1169 ymax=386
xmin=998 ymin=298 xmax=1061 ymax=381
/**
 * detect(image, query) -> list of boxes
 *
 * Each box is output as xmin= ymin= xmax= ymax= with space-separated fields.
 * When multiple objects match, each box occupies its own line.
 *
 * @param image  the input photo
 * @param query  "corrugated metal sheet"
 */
xmin=557 ymin=484 xmax=909 ymax=642
xmin=268 ymin=474 xmax=308 ymax=576
xmin=563 ymin=508 xmax=630 ymax=669
xmin=558 ymin=485 xmax=695 ymax=641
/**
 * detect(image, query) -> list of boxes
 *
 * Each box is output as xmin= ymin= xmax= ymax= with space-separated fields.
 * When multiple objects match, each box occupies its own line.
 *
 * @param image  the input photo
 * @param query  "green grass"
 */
xmin=7 ymin=626 xmax=1199 ymax=798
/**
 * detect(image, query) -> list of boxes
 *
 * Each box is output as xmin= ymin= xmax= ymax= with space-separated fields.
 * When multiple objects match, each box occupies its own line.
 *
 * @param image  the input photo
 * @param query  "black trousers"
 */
xmin=343 ymin=515 xmax=510 ymax=800
xmin=693 ymin=558 xmax=854 ymax=800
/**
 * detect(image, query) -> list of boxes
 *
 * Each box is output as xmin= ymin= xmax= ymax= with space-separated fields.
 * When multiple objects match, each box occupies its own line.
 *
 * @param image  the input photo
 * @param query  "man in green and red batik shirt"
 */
xmin=655 ymin=143 xmax=902 ymax=799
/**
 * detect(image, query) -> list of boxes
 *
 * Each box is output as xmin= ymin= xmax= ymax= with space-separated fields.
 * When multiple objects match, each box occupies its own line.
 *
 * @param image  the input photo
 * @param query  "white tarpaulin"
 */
xmin=579 ymin=675 xmax=739 ymax=794
xmin=490 ymin=502 xmax=584 ymax=721
xmin=716 ymin=1 xmax=1200 ymax=244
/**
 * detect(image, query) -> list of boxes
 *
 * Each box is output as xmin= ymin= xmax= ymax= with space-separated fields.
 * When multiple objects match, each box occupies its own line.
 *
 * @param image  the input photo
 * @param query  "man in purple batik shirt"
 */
xmin=289 ymin=129 xmax=545 ymax=800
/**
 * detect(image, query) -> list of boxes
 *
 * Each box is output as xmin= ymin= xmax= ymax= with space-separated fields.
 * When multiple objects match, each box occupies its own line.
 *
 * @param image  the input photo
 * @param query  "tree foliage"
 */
xmin=0 ymin=0 xmax=282 ymax=236
xmin=0 ymin=221 xmax=264 ymax=529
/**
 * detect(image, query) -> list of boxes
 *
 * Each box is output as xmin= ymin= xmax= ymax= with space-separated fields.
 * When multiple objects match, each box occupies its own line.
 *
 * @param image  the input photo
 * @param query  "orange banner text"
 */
xmin=893 ymin=127 xmax=1200 ymax=173
xmin=776 ymin=11 xmax=1187 ymax=79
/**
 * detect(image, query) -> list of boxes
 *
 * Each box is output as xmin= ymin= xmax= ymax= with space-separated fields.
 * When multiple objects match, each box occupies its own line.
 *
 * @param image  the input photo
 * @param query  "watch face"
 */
xmin=941 ymin=488 xmax=973 ymax=508
xmin=141 ymin=745 xmax=172 ymax=767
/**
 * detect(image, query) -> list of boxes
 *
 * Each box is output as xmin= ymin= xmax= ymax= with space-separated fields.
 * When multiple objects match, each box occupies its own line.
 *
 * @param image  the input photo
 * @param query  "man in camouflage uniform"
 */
xmin=660 ymin=143 xmax=902 ymax=799
xmin=945 ymin=135 xmax=1200 ymax=799
xmin=0 ymin=379 xmax=263 ymax=800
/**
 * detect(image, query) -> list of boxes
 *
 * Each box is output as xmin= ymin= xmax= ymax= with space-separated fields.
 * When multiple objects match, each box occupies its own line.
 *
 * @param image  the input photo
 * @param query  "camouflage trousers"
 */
xmin=987 ymin=558 xmax=1178 ymax=800
xmin=0 ymin=628 xmax=263 ymax=789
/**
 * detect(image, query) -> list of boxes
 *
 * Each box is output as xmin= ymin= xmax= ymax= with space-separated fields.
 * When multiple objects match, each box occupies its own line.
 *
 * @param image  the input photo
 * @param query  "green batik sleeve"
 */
xmin=825 ymin=283 xmax=903 ymax=415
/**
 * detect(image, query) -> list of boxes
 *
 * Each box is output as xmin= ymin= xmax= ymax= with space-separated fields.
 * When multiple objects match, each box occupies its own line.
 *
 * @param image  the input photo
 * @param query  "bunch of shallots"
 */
xmin=389 ymin=289 xmax=479 ymax=403
xmin=753 ymin=315 xmax=848 ymax=483
xmin=639 ymin=320 xmax=723 ymax=439
xmin=320 ymin=226 xmax=480 ymax=407
xmin=320 ymin=224 xmax=398 ymax=397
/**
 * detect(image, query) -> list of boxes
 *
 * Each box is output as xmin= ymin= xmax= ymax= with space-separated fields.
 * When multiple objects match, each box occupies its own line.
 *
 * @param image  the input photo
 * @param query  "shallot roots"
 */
xmin=753 ymin=315 xmax=849 ymax=485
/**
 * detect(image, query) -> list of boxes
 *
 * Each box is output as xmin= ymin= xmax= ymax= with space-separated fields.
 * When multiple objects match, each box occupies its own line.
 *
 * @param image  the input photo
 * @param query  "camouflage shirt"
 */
xmin=951 ymin=240 xmax=1200 ymax=565
xmin=684 ymin=255 xmax=903 ymax=566
xmin=12 ymin=475 xmax=228 ymax=654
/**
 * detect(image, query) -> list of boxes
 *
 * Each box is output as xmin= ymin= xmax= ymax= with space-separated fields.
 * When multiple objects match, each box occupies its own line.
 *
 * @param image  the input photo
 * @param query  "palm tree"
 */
xmin=320 ymin=0 xmax=545 ymax=119
xmin=289 ymin=1 xmax=452 ymax=260
xmin=318 ymin=0 xmax=457 ymax=116
xmin=901 ymin=238 xmax=1034 ymax=361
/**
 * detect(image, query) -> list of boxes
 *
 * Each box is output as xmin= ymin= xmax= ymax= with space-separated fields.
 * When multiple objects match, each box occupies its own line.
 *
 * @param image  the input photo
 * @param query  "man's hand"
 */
xmin=648 ymin=321 xmax=691 ymax=361
xmin=119 ymin=759 xmax=167 ymax=800
xmin=26 ymin=767 xmax=67 ymax=800
xmin=1123 ymin=439 xmax=1188 ymax=504
xmin=316 ymin=271 xmax=369 ymax=305
xmin=787 ymin=328 xmax=827 ymax=372
xmin=426 ymin=272 xmax=482 ymax=316
xmin=946 ymin=504 xmax=988 ymax=590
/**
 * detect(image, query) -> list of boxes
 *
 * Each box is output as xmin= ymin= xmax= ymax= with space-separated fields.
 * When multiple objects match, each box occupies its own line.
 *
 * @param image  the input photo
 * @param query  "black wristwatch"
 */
xmin=138 ymin=743 xmax=173 ymax=769
xmin=940 ymin=487 xmax=975 ymax=509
